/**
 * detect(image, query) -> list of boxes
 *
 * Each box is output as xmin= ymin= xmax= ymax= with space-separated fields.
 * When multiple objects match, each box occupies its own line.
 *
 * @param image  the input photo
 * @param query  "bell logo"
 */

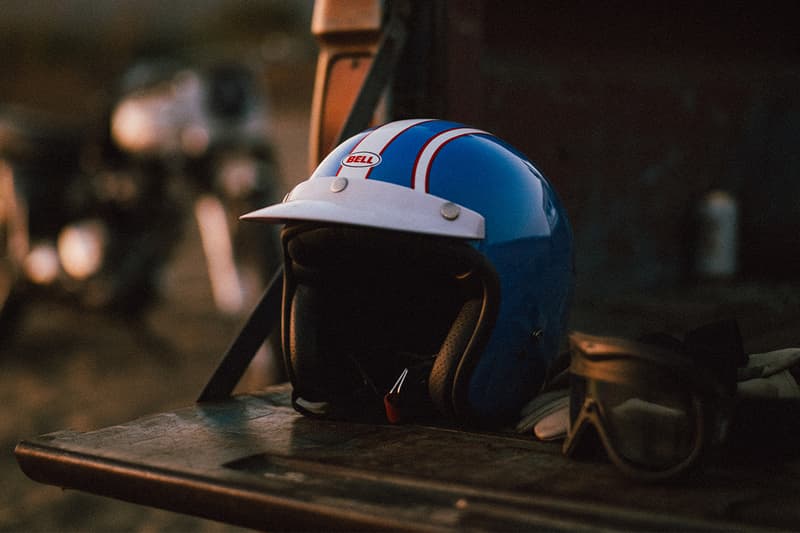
xmin=341 ymin=151 xmax=382 ymax=168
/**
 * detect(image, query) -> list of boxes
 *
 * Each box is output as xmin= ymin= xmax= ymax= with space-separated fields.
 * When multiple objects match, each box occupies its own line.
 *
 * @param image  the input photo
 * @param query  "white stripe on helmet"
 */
xmin=412 ymin=127 xmax=488 ymax=192
xmin=336 ymin=118 xmax=434 ymax=179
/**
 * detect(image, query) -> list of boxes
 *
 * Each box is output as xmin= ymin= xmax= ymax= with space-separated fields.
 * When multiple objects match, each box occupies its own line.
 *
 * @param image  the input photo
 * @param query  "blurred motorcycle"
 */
xmin=107 ymin=56 xmax=281 ymax=316
xmin=0 ymin=104 xmax=180 ymax=325
xmin=1 ymin=56 xmax=282 ymax=361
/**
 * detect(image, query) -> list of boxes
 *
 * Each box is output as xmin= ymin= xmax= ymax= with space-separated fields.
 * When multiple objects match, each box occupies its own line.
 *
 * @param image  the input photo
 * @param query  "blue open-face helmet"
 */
xmin=243 ymin=119 xmax=574 ymax=427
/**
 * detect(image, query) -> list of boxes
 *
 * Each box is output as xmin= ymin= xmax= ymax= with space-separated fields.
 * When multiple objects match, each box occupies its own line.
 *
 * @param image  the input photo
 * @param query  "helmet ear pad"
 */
xmin=428 ymin=297 xmax=483 ymax=420
xmin=280 ymin=223 xmax=500 ymax=424
xmin=427 ymin=262 xmax=499 ymax=422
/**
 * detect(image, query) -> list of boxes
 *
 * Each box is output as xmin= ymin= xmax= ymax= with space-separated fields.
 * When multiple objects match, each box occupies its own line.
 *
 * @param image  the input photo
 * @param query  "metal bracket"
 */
xmin=335 ymin=0 xmax=411 ymax=145
xmin=197 ymin=267 xmax=283 ymax=402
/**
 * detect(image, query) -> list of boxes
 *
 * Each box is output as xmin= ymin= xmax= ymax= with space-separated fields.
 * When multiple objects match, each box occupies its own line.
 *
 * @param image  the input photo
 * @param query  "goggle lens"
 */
xmin=592 ymin=380 xmax=697 ymax=469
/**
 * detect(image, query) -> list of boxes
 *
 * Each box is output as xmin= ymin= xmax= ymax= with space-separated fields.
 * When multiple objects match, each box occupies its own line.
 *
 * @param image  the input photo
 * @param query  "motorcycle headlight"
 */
xmin=111 ymin=99 xmax=161 ymax=154
xmin=57 ymin=220 xmax=107 ymax=280
xmin=24 ymin=243 xmax=60 ymax=285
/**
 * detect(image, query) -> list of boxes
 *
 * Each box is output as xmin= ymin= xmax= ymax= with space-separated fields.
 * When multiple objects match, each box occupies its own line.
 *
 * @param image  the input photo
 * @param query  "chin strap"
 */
xmin=382 ymin=360 xmax=437 ymax=424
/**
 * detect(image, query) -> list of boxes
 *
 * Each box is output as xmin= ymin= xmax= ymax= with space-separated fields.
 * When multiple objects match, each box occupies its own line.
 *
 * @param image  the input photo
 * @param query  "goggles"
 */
xmin=563 ymin=331 xmax=734 ymax=481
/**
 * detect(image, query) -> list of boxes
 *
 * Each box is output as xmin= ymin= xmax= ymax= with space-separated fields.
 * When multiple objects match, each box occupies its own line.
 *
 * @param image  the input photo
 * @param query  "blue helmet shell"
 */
xmin=246 ymin=118 xmax=574 ymax=423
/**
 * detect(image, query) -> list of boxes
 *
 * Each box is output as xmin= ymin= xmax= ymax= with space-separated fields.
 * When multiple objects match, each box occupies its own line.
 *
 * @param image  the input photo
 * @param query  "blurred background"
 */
xmin=2 ymin=1 xmax=800 ymax=531
xmin=1 ymin=1 xmax=314 ymax=531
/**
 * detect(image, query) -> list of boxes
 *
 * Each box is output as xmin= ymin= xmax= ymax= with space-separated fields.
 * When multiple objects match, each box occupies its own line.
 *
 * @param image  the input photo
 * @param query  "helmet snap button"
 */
xmin=330 ymin=177 xmax=349 ymax=193
xmin=440 ymin=202 xmax=461 ymax=220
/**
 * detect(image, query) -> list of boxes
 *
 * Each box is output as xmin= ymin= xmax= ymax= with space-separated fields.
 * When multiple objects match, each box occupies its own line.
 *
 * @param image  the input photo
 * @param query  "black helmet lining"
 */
xmin=280 ymin=223 xmax=499 ymax=423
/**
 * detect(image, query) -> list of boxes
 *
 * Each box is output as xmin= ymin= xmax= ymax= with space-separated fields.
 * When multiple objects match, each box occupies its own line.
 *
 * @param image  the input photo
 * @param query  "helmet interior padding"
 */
xmin=281 ymin=223 xmax=499 ymax=424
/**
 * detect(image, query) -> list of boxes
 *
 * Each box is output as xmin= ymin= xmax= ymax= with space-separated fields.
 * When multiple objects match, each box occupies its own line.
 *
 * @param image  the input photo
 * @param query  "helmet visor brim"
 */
xmin=241 ymin=176 xmax=485 ymax=240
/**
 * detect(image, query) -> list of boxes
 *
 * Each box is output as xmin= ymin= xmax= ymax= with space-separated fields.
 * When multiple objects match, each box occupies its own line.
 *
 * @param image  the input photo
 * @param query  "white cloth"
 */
xmin=737 ymin=348 xmax=800 ymax=398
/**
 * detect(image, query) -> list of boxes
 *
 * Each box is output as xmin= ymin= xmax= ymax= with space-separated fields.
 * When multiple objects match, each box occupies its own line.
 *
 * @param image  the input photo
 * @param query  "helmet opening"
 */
xmin=280 ymin=223 xmax=499 ymax=423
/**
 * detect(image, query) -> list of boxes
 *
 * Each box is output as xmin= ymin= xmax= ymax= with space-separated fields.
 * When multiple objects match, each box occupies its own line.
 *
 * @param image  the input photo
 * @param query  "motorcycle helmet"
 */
xmin=243 ymin=119 xmax=574 ymax=427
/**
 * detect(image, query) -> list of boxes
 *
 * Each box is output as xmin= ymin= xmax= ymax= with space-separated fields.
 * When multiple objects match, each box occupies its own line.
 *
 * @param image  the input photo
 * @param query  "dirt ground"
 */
xmin=1 ymin=107 xmax=309 ymax=532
